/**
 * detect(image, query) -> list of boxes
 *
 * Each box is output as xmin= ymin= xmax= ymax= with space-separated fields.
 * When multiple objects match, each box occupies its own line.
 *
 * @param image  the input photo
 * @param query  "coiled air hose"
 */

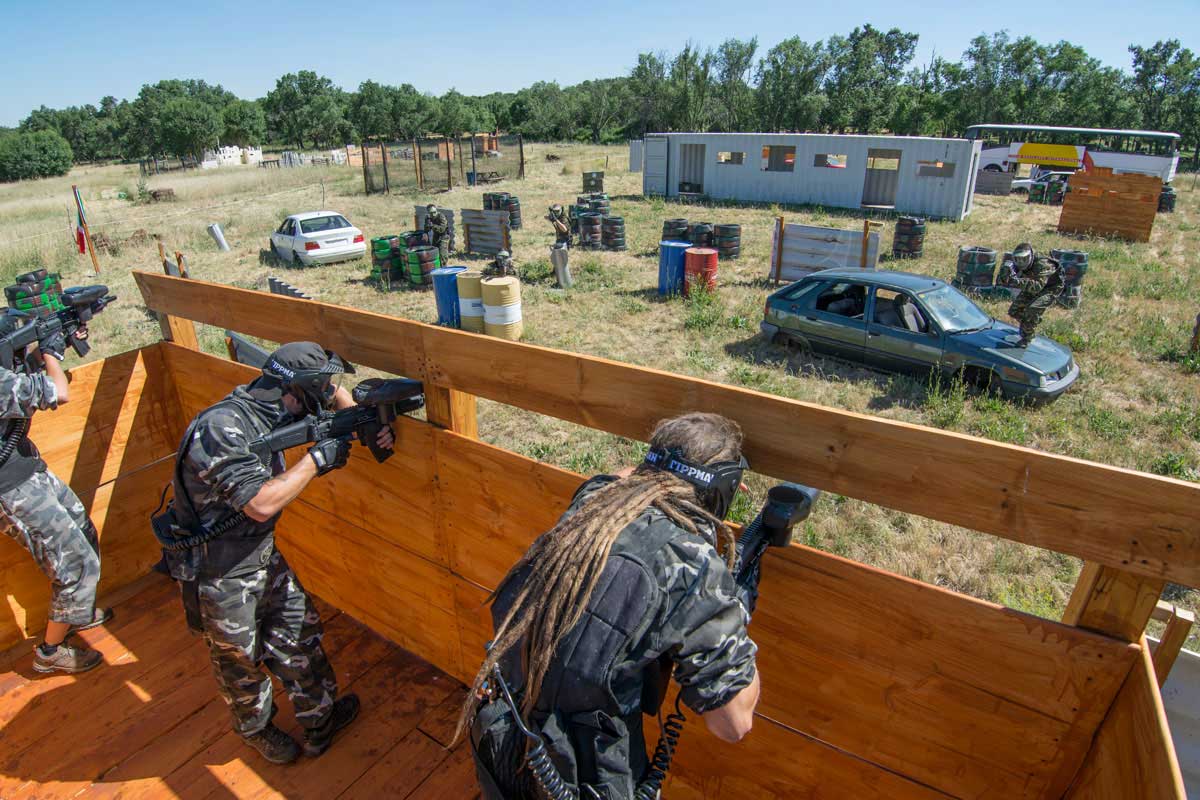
xmin=634 ymin=695 xmax=687 ymax=800
xmin=0 ymin=419 xmax=31 ymax=470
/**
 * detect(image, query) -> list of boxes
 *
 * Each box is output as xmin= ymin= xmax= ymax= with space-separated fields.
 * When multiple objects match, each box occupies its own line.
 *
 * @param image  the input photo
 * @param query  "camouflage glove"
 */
xmin=39 ymin=330 xmax=67 ymax=361
xmin=308 ymin=435 xmax=351 ymax=475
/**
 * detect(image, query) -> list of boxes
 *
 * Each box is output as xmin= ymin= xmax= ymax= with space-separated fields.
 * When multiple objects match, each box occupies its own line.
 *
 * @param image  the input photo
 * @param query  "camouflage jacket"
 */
xmin=0 ymin=366 xmax=59 ymax=491
xmin=425 ymin=211 xmax=448 ymax=240
xmin=496 ymin=476 xmax=758 ymax=717
xmin=1015 ymin=256 xmax=1064 ymax=295
xmin=174 ymin=384 xmax=288 ymax=543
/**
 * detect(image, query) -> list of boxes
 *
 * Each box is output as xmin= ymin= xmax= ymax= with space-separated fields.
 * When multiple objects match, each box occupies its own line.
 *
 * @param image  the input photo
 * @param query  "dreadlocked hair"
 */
xmin=452 ymin=412 xmax=743 ymax=746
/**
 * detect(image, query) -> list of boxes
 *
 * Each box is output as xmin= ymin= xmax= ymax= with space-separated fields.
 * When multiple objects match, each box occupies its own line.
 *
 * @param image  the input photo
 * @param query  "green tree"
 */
xmin=0 ymin=129 xmax=74 ymax=181
xmin=756 ymin=37 xmax=828 ymax=132
xmin=627 ymin=52 xmax=670 ymax=135
xmin=265 ymin=71 xmax=342 ymax=148
xmin=349 ymin=80 xmax=395 ymax=140
xmin=712 ymin=38 xmax=758 ymax=131
xmin=668 ymin=43 xmax=715 ymax=131
xmin=160 ymin=96 xmax=222 ymax=157
xmin=571 ymin=79 xmax=631 ymax=143
xmin=822 ymin=25 xmax=918 ymax=133
xmin=221 ymin=99 xmax=266 ymax=146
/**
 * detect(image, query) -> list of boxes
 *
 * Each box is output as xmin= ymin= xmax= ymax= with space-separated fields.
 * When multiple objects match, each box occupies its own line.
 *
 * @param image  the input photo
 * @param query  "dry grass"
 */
xmin=2 ymin=144 xmax=1198 ymax=638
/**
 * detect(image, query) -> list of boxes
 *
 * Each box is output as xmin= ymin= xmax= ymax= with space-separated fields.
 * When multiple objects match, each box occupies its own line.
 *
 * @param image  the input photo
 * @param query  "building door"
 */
xmin=679 ymin=143 xmax=706 ymax=193
xmin=644 ymin=136 xmax=669 ymax=196
xmin=862 ymin=148 xmax=902 ymax=207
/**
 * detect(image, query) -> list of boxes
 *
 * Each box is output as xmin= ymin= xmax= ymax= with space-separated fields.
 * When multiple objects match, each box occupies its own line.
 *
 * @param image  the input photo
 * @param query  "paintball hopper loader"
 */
xmin=0 ymin=285 xmax=117 ymax=371
xmin=249 ymin=377 xmax=425 ymax=464
xmin=734 ymin=482 xmax=821 ymax=594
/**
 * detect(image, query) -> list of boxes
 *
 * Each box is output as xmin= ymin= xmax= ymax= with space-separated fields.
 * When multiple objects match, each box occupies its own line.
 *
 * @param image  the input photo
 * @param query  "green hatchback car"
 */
xmin=760 ymin=269 xmax=1080 ymax=401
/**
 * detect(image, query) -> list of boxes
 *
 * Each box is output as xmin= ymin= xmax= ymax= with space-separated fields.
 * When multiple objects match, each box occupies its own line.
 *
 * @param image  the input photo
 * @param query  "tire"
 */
xmin=292 ymin=251 xmax=304 ymax=266
xmin=984 ymin=164 xmax=1002 ymax=172
xmin=963 ymin=366 xmax=1002 ymax=396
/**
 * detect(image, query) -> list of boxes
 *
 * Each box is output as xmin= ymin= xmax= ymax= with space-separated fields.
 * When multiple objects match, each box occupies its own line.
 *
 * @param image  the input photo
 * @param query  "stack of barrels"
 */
xmin=1160 ymin=185 xmax=1177 ymax=213
xmin=1046 ymin=180 xmax=1067 ymax=205
xmin=587 ymin=193 xmax=611 ymax=216
xmin=5 ymin=269 xmax=64 ymax=318
xmin=952 ymin=246 xmax=998 ymax=292
xmin=405 ymin=245 xmax=441 ymax=286
xmin=712 ymin=224 xmax=741 ymax=260
xmin=456 ymin=271 xmax=485 ymax=332
xmin=891 ymin=217 xmax=926 ymax=259
xmin=582 ymin=171 xmax=604 ymax=193
xmin=688 ymin=222 xmax=714 ymax=248
xmin=483 ymin=191 xmax=523 ymax=229
xmin=1050 ymin=249 xmax=1088 ymax=309
xmin=1027 ymin=183 xmax=1047 ymax=204
xmin=683 ymin=248 xmax=718 ymax=297
xmin=601 ymin=216 xmax=626 ymax=251
xmin=369 ymin=235 xmax=402 ymax=287
xmin=662 ymin=218 xmax=689 ymax=241
xmin=481 ymin=276 xmax=523 ymax=341
xmin=577 ymin=213 xmax=603 ymax=249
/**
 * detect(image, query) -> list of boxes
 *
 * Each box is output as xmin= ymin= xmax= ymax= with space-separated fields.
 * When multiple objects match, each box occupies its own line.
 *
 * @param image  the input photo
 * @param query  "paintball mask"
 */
xmin=1013 ymin=243 xmax=1036 ymax=272
xmin=644 ymin=446 xmax=748 ymax=520
xmin=263 ymin=342 xmax=355 ymax=415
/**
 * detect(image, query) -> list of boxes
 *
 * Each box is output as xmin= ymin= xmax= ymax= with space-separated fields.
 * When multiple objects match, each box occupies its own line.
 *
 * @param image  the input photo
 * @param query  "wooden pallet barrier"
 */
xmin=1057 ymin=167 xmax=1161 ymax=243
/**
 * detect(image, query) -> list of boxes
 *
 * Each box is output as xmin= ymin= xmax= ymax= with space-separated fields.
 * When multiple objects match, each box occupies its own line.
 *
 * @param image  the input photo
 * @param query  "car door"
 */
xmin=863 ymin=287 xmax=944 ymax=374
xmin=273 ymin=219 xmax=295 ymax=257
xmin=800 ymin=281 xmax=868 ymax=362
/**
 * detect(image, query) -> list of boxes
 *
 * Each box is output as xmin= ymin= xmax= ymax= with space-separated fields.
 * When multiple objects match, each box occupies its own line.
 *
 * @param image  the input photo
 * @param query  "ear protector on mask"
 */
xmin=644 ymin=446 xmax=748 ymax=520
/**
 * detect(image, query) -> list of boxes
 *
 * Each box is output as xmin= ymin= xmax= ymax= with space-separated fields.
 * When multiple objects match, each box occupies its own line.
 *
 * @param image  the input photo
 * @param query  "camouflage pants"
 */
xmin=0 ymin=469 xmax=100 ymax=626
xmin=1008 ymin=289 xmax=1058 ymax=340
xmin=436 ymin=237 xmax=451 ymax=266
xmin=198 ymin=547 xmax=337 ymax=736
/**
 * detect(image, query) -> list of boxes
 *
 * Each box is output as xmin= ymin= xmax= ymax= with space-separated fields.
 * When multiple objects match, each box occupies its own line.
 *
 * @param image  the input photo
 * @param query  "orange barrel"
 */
xmin=683 ymin=247 xmax=718 ymax=297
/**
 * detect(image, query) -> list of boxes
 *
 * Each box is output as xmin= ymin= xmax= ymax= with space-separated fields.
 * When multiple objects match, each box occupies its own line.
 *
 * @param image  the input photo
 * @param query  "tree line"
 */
xmin=4 ymin=28 xmax=1198 ymax=182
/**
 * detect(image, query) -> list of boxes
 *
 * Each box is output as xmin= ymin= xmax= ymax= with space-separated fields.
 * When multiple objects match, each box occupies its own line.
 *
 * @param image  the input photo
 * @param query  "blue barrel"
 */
xmin=432 ymin=266 xmax=468 ymax=327
xmin=658 ymin=241 xmax=690 ymax=296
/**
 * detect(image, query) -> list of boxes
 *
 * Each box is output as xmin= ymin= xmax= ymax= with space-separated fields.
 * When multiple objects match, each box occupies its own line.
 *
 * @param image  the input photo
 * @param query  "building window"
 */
xmin=813 ymin=153 xmax=848 ymax=169
xmin=717 ymin=151 xmax=745 ymax=165
xmin=917 ymin=160 xmax=956 ymax=178
xmin=761 ymin=145 xmax=796 ymax=172
xmin=866 ymin=154 xmax=901 ymax=170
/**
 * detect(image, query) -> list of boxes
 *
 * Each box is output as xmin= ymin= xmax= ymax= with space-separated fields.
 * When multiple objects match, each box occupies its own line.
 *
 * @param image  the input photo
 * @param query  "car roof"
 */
xmin=288 ymin=211 xmax=347 ymax=221
xmin=802 ymin=268 xmax=947 ymax=293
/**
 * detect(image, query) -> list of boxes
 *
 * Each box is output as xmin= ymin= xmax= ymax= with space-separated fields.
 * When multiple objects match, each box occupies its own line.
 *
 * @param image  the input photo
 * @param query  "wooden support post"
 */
xmin=518 ymin=135 xmax=525 ymax=179
xmin=470 ymin=132 xmax=478 ymax=184
xmin=361 ymin=141 xmax=370 ymax=194
xmin=414 ymin=139 xmax=424 ymax=191
xmin=380 ymin=142 xmax=391 ymax=195
xmin=444 ymin=137 xmax=452 ymax=191
xmin=860 ymin=220 xmax=882 ymax=268
xmin=154 ymin=263 xmax=200 ymax=351
xmin=1063 ymin=561 xmax=1164 ymax=641
xmin=224 ymin=334 xmax=238 ymax=362
xmin=772 ymin=216 xmax=785 ymax=285
xmin=457 ymin=136 xmax=466 ymax=185
xmin=174 ymin=251 xmax=189 ymax=279
xmin=1151 ymin=600 xmax=1195 ymax=687
xmin=424 ymin=387 xmax=479 ymax=439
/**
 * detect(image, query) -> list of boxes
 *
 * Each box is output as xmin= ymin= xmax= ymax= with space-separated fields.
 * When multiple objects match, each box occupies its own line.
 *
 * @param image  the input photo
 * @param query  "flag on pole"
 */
xmin=73 ymin=186 xmax=87 ymax=254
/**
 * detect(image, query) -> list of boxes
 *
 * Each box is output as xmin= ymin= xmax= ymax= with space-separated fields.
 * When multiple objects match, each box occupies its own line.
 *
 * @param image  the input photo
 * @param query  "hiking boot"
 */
xmin=303 ymin=693 xmax=360 ymax=757
xmin=32 ymin=637 xmax=102 ymax=674
xmin=70 ymin=607 xmax=113 ymax=634
xmin=243 ymin=723 xmax=301 ymax=765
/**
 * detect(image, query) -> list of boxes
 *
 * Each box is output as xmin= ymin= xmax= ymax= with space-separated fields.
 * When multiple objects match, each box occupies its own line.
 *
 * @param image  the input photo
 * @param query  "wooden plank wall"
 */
xmin=1057 ymin=167 xmax=1161 ymax=243
xmin=768 ymin=221 xmax=880 ymax=282
xmin=1065 ymin=637 xmax=1186 ymax=799
xmin=0 ymin=345 xmax=183 ymax=651
xmin=133 ymin=273 xmax=1200 ymax=589
xmin=158 ymin=342 xmax=1144 ymax=799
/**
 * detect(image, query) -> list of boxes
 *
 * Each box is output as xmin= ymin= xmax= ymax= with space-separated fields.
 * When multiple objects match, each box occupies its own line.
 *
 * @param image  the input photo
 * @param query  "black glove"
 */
xmin=308 ymin=436 xmax=351 ymax=475
xmin=39 ymin=330 xmax=67 ymax=361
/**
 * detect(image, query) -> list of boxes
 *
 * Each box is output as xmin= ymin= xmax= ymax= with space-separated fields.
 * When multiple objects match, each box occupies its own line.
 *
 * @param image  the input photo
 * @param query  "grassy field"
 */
xmin=2 ymin=144 xmax=1198 ymax=638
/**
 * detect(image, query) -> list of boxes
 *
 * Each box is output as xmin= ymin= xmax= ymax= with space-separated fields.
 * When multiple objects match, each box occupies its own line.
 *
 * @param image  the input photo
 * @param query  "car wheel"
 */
xmin=983 ymin=165 xmax=1002 ymax=172
xmin=963 ymin=366 xmax=1001 ymax=396
xmin=778 ymin=331 xmax=813 ymax=357
xmin=270 ymin=240 xmax=285 ymax=261
xmin=293 ymin=251 xmax=304 ymax=266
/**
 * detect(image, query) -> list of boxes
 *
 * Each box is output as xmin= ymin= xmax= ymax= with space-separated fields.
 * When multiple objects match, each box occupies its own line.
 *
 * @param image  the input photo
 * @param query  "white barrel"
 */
xmin=481 ymin=276 xmax=522 ymax=341
xmin=456 ymin=270 xmax=485 ymax=333
xmin=207 ymin=223 xmax=230 ymax=251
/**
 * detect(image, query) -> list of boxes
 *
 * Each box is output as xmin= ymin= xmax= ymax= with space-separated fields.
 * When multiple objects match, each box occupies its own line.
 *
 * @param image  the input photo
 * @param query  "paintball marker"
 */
xmin=0 ymin=285 xmax=117 ymax=372
xmin=249 ymin=377 xmax=425 ymax=464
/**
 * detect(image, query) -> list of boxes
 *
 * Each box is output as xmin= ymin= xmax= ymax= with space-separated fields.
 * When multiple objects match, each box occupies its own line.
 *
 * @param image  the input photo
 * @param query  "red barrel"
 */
xmin=683 ymin=248 xmax=718 ymax=296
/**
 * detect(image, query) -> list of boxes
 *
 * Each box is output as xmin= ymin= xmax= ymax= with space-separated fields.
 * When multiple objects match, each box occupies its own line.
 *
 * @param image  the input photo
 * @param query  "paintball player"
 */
xmin=1006 ymin=243 xmax=1064 ymax=347
xmin=424 ymin=204 xmax=451 ymax=266
xmin=164 ymin=342 xmax=391 ymax=764
xmin=0 ymin=314 xmax=110 ymax=674
xmin=459 ymin=412 xmax=760 ymax=800
xmin=546 ymin=204 xmax=572 ymax=247
xmin=484 ymin=249 xmax=517 ymax=279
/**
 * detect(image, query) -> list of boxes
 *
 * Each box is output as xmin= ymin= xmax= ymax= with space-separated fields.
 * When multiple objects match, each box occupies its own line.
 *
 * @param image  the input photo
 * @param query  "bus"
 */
xmin=964 ymin=124 xmax=1180 ymax=183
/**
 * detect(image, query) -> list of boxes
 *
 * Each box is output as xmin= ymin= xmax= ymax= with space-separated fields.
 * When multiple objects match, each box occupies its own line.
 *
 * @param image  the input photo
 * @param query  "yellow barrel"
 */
xmin=456 ymin=270 xmax=485 ymax=333
xmin=481 ymin=276 xmax=523 ymax=341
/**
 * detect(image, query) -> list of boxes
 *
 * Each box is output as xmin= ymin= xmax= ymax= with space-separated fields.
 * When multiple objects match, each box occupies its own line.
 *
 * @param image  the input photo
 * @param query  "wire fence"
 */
xmin=360 ymin=133 xmax=525 ymax=195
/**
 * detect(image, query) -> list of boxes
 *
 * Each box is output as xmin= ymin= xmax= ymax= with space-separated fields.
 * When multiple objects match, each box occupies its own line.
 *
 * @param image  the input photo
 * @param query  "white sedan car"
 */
xmin=270 ymin=211 xmax=366 ymax=266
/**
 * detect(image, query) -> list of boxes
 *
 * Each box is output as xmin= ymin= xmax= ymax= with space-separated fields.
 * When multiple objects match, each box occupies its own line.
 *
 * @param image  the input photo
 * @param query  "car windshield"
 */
xmin=299 ymin=215 xmax=351 ymax=234
xmin=917 ymin=286 xmax=992 ymax=333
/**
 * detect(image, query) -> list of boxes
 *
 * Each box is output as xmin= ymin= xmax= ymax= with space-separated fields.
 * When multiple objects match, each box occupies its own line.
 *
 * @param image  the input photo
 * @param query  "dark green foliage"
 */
xmin=0 ymin=129 xmax=73 ymax=181
xmin=160 ymin=97 xmax=222 ymax=158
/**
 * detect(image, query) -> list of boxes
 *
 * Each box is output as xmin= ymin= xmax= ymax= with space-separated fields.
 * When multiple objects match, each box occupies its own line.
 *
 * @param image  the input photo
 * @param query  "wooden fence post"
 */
xmin=414 ymin=139 xmax=424 ymax=191
xmin=445 ymin=137 xmax=452 ymax=191
xmin=518 ymin=135 xmax=525 ymax=179
xmin=1063 ymin=561 xmax=1164 ymax=641
xmin=772 ymin=216 xmax=785 ymax=285
xmin=154 ymin=253 xmax=199 ymax=350
xmin=470 ymin=133 xmax=478 ymax=184
xmin=360 ymin=142 xmax=370 ymax=194
xmin=380 ymin=142 xmax=391 ymax=195
xmin=424 ymin=387 xmax=479 ymax=439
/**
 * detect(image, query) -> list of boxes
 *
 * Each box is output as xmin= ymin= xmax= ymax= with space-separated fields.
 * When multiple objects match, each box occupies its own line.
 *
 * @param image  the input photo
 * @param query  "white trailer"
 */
xmin=642 ymin=132 xmax=983 ymax=221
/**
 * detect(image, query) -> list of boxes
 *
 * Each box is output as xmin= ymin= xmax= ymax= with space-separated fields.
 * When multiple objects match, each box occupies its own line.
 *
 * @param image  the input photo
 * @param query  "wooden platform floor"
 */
xmin=0 ymin=573 xmax=479 ymax=799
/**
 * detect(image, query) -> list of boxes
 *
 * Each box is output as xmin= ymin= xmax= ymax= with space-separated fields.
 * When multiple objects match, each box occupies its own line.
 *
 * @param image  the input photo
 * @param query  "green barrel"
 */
xmin=1047 ymin=180 xmax=1067 ymax=205
xmin=662 ymin=218 xmax=689 ymax=240
xmin=1051 ymin=248 xmax=1088 ymax=309
xmin=406 ymin=246 xmax=440 ymax=286
xmin=1028 ymin=183 xmax=1047 ymax=204
xmin=601 ymin=215 xmax=626 ymax=251
xmin=952 ymin=246 xmax=997 ymax=291
xmin=713 ymin=223 xmax=741 ymax=260
xmin=1159 ymin=186 xmax=1177 ymax=213
xmin=892 ymin=216 xmax=926 ymax=259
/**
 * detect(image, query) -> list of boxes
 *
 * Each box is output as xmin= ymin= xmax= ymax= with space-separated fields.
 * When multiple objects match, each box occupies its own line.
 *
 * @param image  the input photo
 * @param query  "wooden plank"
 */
xmin=1064 ymin=636 xmax=1186 ymax=799
xmin=1063 ymin=561 xmax=1164 ymax=640
xmin=424 ymin=387 xmax=478 ymax=439
xmin=341 ymin=730 xmax=451 ymax=800
xmin=402 ymin=744 xmax=480 ymax=800
xmin=134 ymin=274 xmax=1200 ymax=587
xmin=750 ymin=543 xmax=1138 ymax=798
xmin=1058 ymin=168 xmax=1160 ymax=243
xmin=1153 ymin=603 xmax=1194 ymax=686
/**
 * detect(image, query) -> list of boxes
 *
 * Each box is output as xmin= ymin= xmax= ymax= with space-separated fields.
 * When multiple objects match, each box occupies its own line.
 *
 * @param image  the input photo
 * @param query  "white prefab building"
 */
xmin=641 ymin=132 xmax=984 ymax=221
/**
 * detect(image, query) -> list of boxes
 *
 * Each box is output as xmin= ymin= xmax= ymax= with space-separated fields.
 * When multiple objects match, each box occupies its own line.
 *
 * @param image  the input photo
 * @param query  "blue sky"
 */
xmin=1 ymin=0 xmax=1196 ymax=126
